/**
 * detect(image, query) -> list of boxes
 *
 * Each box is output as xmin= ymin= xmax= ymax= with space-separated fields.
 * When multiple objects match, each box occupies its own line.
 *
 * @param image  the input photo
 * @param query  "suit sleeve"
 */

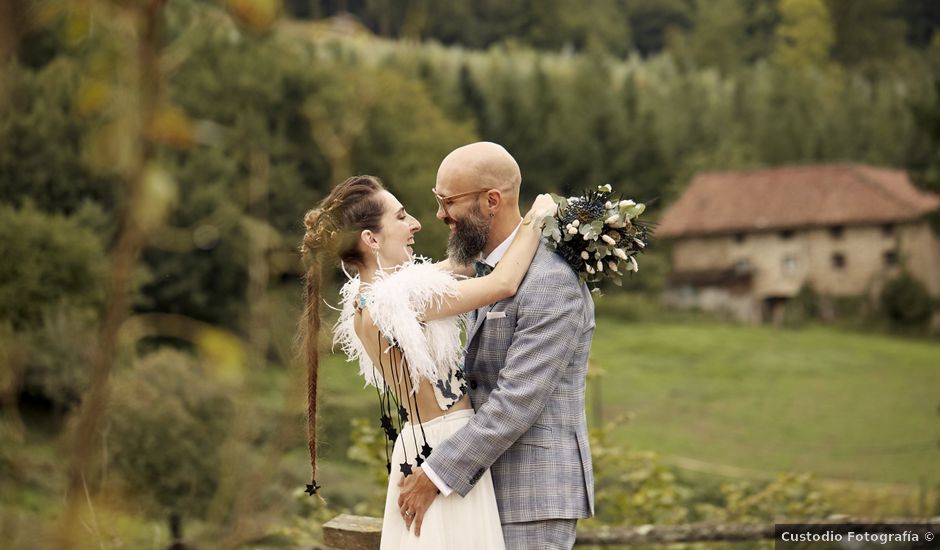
xmin=423 ymin=267 xmax=585 ymax=497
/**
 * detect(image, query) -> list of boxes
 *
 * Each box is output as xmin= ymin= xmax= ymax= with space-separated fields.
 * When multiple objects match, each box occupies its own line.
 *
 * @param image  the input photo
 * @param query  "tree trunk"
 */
xmin=168 ymin=514 xmax=185 ymax=550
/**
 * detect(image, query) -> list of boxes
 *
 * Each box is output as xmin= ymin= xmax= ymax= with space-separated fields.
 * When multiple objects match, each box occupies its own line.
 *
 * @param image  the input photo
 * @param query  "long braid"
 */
xmin=297 ymin=175 xmax=386 ymax=499
xmin=302 ymin=254 xmax=324 ymax=499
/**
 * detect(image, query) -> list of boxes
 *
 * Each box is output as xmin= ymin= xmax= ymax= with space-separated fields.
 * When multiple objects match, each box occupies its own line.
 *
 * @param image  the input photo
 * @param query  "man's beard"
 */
xmin=446 ymin=203 xmax=491 ymax=266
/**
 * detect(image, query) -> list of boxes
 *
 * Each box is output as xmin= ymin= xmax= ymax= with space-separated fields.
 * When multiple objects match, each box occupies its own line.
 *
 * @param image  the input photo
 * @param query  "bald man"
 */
xmin=398 ymin=142 xmax=596 ymax=549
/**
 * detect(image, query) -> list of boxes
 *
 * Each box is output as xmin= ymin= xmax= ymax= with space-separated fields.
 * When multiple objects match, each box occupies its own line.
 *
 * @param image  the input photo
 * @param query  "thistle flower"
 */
xmin=601 ymin=234 xmax=617 ymax=246
xmin=613 ymin=248 xmax=628 ymax=260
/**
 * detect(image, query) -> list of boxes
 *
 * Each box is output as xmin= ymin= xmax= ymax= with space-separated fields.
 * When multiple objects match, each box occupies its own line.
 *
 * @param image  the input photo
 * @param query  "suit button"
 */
xmin=469 ymin=380 xmax=478 ymax=390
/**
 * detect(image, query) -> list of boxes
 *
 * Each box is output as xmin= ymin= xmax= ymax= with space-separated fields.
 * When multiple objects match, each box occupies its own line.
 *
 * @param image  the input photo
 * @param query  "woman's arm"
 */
xmin=435 ymin=258 xmax=474 ymax=278
xmin=421 ymin=194 xmax=557 ymax=322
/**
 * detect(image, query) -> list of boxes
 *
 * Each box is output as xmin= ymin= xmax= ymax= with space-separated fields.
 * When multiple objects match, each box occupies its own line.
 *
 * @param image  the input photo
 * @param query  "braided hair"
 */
xmin=299 ymin=175 xmax=386 ymax=496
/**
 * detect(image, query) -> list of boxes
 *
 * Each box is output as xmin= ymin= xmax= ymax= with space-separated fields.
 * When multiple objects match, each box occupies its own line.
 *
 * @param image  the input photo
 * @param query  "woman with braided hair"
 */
xmin=299 ymin=175 xmax=556 ymax=550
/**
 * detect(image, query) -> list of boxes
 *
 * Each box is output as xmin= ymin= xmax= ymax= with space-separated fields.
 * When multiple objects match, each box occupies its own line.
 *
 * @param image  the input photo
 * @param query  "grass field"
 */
xmin=588 ymin=320 xmax=940 ymax=487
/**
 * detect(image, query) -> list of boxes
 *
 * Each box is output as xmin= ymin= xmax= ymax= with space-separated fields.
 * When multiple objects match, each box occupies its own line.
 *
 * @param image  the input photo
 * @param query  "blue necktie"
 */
xmin=474 ymin=260 xmax=494 ymax=278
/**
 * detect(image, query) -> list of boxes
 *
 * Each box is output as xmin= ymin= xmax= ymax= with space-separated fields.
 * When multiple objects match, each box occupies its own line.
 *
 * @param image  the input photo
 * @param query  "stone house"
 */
xmin=655 ymin=164 xmax=940 ymax=324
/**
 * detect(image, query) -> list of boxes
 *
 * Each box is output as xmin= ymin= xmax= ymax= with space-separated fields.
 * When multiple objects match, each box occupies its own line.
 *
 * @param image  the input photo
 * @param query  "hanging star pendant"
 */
xmin=421 ymin=442 xmax=433 ymax=458
xmin=380 ymin=414 xmax=393 ymax=431
xmin=415 ymin=455 xmax=424 ymax=467
xmin=398 ymin=406 xmax=409 ymax=422
xmin=399 ymin=462 xmax=413 ymax=477
xmin=305 ymin=481 xmax=321 ymax=496
xmin=384 ymin=426 xmax=398 ymax=441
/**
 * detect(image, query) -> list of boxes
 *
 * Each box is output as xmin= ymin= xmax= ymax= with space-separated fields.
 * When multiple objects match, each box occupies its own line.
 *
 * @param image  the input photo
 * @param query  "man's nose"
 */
xmin=435 ymin=204 xmax=446 ymax=221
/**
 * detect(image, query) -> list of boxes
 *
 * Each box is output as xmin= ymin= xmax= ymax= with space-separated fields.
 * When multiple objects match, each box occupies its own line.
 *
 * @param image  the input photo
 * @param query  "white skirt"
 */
xmin=381 ymin=408 xmax=506 ymax=550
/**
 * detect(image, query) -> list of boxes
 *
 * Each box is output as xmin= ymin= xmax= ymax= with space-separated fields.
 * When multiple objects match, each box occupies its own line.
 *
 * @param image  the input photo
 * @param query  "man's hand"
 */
xmin=397 ymin=467 xmax=439 ymax=536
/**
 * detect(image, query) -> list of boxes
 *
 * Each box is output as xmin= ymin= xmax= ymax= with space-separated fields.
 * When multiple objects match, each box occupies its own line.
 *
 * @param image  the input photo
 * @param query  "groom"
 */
xmin=398 ymin=142 xmax=596 ymax=549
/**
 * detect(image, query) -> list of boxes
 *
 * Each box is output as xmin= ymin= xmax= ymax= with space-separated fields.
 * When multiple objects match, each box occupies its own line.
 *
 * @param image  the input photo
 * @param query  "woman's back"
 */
xmin=353 ymin=301 xmax=472 ymax=424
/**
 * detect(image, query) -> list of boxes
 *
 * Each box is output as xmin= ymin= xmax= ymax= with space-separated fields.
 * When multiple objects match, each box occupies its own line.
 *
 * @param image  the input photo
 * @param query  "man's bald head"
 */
xmin=436 ymin=142 xmax=521 ymax=203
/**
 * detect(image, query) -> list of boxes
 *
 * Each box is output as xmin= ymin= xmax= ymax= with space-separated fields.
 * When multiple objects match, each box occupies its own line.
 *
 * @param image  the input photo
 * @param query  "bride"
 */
xmin=299 ymin=175 xmax=556 ymax=550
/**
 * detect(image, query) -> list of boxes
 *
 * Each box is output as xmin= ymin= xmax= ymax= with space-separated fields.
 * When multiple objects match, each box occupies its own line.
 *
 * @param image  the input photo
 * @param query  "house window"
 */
xmin=782 ymin=255 xmax=798 ymax=276
xmin=779 ymin=229 xmax=795 ymax=240
xmin=829 ymin=225 xmax=844 ymax=239
xmin=884 ymin=250 xmax=898 ymax=266
xmin=882 ymin=223 xmax=895 ymax=236
xmin=831 ymin=252 xmax=846 ymax=269
xmin=734 ymin=232 xmax=746 ymax=243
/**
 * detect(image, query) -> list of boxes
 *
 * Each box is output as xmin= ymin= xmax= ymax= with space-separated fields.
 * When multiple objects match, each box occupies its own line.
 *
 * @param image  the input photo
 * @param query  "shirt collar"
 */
xmin=482 ymin=221 xmax=523 ymax=267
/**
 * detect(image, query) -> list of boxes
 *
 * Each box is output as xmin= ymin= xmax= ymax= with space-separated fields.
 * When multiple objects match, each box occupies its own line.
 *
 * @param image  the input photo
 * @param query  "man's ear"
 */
xmin=485 ymin=189 xmax=503 ymax=214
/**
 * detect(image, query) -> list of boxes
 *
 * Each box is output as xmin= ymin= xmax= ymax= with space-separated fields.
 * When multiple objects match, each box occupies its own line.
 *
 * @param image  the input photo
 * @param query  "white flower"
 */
xmin=608 ymin=261 xmax=619 ymax=272
xmin=605 ymin=201 xmax=612 ymax=209
xmin=597 ymin=261 xmax=603 ymax=271
xmin=605 ymin=214 xmax=620 ymax=225
xmin=572 ymin=219 xmax=580 ymax=227
xmin=629 ymin=256 xmax=639 ymax=272
xmin=599 ymin=184 xmax=612 ymax=192
xmin=568 ymin=226 xmax=578 ymax=235
xmin=580 ymin=251 xmax=590 ymax=260
xmin=586 ymin=265 xmax=595 ymax=274
xmin=594 ymin=252 xmax=601 ymax=259
xmin=613 ymin=248 xmax=628 ymax=260
xmin=619 ymin=199 xmax=635 ymax=208
xmin=601 ymin=234 xmax=617 ymax=245
xmin=634 ymin=238 xmax=646 ymax=248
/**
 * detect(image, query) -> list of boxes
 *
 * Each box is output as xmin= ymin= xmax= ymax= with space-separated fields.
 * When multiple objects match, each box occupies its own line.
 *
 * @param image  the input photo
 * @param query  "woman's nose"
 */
xmin=411 ymin=217 xmax=422 ymax=233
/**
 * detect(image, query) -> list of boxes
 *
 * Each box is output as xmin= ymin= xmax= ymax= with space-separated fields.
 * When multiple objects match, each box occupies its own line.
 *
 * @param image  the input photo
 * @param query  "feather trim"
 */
xmin=332 ymin=257 xmax=468 ymax=394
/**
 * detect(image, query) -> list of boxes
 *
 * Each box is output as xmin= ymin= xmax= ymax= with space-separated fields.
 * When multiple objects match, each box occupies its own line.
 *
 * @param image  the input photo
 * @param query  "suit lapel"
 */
xmin=466 ymin=303 xmax=494 ymax=347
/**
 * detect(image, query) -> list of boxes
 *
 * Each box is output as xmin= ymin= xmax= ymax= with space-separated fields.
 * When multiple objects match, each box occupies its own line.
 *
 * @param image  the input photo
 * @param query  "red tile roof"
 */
xmin=656 ymin=164 xmax=940 ymax=238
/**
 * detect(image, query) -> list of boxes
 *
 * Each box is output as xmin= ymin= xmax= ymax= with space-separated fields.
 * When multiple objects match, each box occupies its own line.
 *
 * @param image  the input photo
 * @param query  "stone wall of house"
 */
xmin=668 ymin=220 xmax=940 ymax=301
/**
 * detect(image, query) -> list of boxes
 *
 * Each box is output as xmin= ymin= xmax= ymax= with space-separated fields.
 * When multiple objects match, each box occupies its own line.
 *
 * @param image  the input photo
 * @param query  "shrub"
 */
xmin=880 ymin=272 xmax=933 ymax=329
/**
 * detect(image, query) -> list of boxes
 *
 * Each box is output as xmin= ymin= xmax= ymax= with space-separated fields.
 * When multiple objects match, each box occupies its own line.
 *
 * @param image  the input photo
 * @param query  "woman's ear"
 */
xmin=360 ymin=229 xmax=379 ymax=250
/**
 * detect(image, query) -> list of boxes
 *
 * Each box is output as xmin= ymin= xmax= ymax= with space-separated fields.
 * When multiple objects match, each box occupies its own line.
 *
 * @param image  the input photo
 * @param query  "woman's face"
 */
xmin=372 ymin=190 xmax=422 ymax=267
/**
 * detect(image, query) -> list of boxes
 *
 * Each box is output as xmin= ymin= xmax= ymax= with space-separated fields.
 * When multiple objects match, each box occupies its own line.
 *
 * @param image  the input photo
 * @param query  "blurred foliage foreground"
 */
xmin=1 ymin=0 xmax=940 ymax=548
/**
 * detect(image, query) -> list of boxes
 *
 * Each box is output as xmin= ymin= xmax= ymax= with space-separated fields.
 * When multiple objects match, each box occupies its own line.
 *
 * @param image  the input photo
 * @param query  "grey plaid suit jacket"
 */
xmin=425 ymin=244 xmax=596 ymax=524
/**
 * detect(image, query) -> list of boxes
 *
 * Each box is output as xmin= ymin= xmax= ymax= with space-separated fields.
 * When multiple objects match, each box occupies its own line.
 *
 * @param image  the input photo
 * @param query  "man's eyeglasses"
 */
xmin=432 ymin=188 xmax=493 ymax=217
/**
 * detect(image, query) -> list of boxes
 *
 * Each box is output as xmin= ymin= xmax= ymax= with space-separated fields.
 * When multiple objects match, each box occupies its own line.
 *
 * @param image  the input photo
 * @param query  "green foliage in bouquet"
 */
xmin=542 ymin=184 xmax=652 ymax=291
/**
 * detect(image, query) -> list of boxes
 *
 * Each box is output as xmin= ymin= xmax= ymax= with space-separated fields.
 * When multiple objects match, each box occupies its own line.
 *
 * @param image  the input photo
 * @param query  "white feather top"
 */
xmin=332 ymin=257 xmax=469 ymax=409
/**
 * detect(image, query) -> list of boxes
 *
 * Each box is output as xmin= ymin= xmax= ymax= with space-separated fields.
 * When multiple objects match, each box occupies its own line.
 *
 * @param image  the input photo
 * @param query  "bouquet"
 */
xmin=542 ymin=184 xmax=651 ymax=291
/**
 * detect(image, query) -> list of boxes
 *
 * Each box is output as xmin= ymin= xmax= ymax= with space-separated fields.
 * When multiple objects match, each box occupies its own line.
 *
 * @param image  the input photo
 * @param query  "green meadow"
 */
xmin=588 ymin=320 xmax=940 ymax=487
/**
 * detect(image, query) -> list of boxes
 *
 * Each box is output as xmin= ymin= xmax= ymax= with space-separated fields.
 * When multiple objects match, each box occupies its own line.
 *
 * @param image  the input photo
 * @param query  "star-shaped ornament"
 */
xmin=384 ymin=426 xmax=398 ymax=441
xmin=380 ymin=414 xmax=393 ymax=431
xmin=399 ymin=462 xmax=413 ymax=477
xmin=398 ymin=406 xmax=409 ymax=422
xmin=415 ymin=455 xmax=424 ymax=467
xmin=305 ymin=481 xmax=321 ymax=496
xmin=421 ymin=443 xmax=433 ymax=458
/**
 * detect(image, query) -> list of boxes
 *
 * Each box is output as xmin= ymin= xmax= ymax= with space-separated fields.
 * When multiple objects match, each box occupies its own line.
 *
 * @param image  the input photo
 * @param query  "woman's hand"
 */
xmin=525 ymin=193 xmax=558 ymax=225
